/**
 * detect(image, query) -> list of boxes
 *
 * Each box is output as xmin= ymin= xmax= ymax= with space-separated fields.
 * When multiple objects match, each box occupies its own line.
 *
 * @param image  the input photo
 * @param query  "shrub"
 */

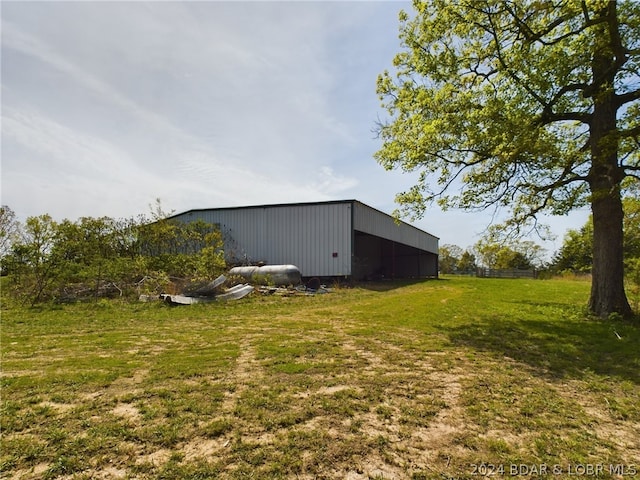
xmin=2 ymin=211 xmax=225 ymax=305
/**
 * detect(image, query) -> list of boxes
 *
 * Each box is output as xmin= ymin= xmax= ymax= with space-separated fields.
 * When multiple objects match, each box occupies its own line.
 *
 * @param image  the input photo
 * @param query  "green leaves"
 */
xmin=3 ymin=210 xmax=225 ymax=304
xmin=375 ymin=0 xmax=639 ymax=222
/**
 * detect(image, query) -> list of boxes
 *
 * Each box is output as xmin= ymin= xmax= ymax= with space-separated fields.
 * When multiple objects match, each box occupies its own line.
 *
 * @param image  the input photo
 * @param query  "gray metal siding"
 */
xmin=352 ymin=202 xmax=439 ymax=253
xmin=173 ymin=203 xmax=352 ymax=277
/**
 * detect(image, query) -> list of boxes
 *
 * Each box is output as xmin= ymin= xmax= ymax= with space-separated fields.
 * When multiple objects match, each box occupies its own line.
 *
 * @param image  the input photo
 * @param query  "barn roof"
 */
xmin=170 ymin=199 xmax=439 ymax=240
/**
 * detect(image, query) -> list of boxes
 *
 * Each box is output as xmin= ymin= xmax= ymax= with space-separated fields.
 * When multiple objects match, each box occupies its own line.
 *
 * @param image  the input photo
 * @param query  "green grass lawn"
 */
xmin=1 ymin=277 xmax=639 ymax=479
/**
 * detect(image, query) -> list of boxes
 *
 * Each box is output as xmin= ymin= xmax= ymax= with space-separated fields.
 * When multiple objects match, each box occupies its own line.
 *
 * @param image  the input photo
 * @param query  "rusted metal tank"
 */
xmin=229 ymin=265 xmax=302 ymax=286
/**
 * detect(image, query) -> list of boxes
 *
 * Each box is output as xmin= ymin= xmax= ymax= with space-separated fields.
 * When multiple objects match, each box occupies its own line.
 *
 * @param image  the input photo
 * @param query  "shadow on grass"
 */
xmin=355 ymin=277 xmax=444 ymax=292
xmin=446 ymin=307 xmax=640 ymax=384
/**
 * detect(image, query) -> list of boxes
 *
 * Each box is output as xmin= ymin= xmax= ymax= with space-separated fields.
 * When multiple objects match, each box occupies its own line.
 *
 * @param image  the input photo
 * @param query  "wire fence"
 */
xmin=476 ymin=268 xmax=538 ymax=279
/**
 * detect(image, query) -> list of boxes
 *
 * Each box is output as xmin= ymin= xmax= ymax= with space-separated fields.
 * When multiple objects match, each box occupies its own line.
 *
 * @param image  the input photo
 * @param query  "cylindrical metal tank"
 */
xmin=229 ymin=265 xmax=302 ymax=286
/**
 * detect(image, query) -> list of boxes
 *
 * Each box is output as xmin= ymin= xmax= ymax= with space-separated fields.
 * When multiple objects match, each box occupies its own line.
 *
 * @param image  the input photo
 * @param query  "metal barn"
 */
xmin=170 ymin=200 xmax=439 ymax=280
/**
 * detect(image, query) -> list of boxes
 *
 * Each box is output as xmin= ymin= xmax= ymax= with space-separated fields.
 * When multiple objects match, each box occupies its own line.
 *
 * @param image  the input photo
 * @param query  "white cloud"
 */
xmin=2 ymin=106 xmax=179 ymax=217
xmin=3 ymin=107 xmax=137 ymax=179
xmin=1 ymin=103 xmax=335 ymax=220
xmin=306 ymin=166 xmax=359 ymax=196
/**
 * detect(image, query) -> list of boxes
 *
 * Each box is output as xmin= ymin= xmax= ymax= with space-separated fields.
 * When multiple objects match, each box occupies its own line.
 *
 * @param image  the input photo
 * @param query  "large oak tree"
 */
xmin=376 ymin=0 xmax=640 ymax=318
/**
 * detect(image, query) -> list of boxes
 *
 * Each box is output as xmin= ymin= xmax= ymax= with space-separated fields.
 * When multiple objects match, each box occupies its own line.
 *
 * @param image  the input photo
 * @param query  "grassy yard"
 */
xmin=1 ymin=277 xmax=639 ymax=479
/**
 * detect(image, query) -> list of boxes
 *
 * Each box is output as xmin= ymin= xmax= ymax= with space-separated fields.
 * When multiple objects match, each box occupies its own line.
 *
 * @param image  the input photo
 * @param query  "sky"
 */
xmin=1 ymin=0 xmax=590 ymax=255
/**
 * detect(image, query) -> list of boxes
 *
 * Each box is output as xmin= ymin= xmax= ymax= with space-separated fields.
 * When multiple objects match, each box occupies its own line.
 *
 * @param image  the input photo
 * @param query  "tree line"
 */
xmin=0 ymin=203 xmax=225 ymax=305
xmin=438 ymin=196 xmax=640 ymax=312
xmin=439 ymin=237 xmax=544 ymax=275
xmin=552 ymin=196 xmax=640 ymax=275
xmin=440 ymin=195 xmax=640 ymax=275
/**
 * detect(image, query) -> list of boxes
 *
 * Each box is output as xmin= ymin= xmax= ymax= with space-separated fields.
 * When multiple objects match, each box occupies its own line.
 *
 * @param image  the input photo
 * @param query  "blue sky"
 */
xmin=1 ymin=1 xmax=588 ymax=254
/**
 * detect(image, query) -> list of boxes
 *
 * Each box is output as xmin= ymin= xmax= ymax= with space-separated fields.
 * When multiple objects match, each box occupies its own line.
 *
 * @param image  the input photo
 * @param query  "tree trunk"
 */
xmin=587 ymin=105 xmax=633 ymax=319
xmin=589 ymin=189 xmax=632 ymax=318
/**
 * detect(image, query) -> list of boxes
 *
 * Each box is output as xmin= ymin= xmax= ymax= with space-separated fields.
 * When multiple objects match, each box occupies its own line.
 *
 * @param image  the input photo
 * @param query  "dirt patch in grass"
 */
xmin=221 ymin=338 xmax=260 ymax=412
xmin=562 ymin=380 xmax=640 ymax=465
xmin=136 ymin=448 xmax=172 ymax=466
xmin=37 ymin=401 xmax=76 ymax=413
xmin=78 ymin=466 xmax=129 ymax=480
xmin=112 ymin=402 xmax=142 ymax=422
xmin=10 ymin=463 xmax=49 ymax=480
xmin=183 ymin=436 xmax=228 ymax=461
xmin=411 ymin=370 xmax=466 ymax=448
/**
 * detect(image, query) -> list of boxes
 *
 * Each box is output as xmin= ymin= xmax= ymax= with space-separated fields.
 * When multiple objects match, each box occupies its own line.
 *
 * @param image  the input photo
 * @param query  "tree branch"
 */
xmin=504 ymin=3 xmax=578 ymax=46
xmin=533 ymin=173 xmax=589 ymax=193
xmin=619 ymin=123 xmax=640 ymax=139
xmin=615 ymin=88 xmax=640 ymax=108
xmin=605 ymin=1 xmax=630 ymax=73
xmin=538 ymin=110 xmax=592 ymax=126
xmin=483 ymin=12 xmax=550 ymax=109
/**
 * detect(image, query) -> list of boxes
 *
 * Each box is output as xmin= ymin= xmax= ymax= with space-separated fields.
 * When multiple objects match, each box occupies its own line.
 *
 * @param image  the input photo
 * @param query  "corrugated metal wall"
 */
xmin=171 ymin=200 xmax=439 ymax=279
xmin=173 ymin=202 xmax=353 ymax=277
xmin=352 ymin=201 xmax=439 ymax=253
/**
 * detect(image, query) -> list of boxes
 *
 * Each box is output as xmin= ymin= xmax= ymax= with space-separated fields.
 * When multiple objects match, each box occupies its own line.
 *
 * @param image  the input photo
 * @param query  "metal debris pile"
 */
xmin=257 ymin=284 xmax=331 ymax=296
xmin=139 ymin=265 xmax=330 ymax=305
xmin=140 ymin=274 xmax=254 ymax=305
